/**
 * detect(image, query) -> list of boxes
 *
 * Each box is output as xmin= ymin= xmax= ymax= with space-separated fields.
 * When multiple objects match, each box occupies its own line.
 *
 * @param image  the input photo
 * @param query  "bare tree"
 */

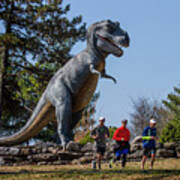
xmin=129 ymin=97 xmax=170 ymax=139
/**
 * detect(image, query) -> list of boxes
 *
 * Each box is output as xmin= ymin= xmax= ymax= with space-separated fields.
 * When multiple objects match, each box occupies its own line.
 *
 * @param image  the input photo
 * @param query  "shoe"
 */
xmin=92 ymin=160 xmax=96 ymax=169
xmin=109 ymin=159 xmax=113 ymax=168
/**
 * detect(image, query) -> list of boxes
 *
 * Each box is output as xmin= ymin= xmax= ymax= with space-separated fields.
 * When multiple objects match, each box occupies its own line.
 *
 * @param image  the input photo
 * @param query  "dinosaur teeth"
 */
xmin=96 ymin=33 xmax=124 ymax=51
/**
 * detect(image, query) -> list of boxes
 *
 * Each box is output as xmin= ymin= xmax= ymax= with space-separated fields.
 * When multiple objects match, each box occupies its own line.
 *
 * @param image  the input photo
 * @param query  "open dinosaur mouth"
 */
xmin=96 ymin=34 xmax=123 ymax=51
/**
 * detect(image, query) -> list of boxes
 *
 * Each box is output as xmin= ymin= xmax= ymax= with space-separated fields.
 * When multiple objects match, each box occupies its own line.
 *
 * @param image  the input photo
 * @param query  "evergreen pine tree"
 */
xmin=160 ymin=85 xmax=180 ymax=142
xmin=160 ymin=117 xmax=180 ymax=143
xmin=0 ymin=0 xmax=86 ymax=143
xmin=163 ymin=85 xmax=180 ymax=118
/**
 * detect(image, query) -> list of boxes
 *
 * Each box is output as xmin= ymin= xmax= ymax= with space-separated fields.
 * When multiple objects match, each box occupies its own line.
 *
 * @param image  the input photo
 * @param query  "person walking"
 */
xmin=109 ymin=119 xmax=130 ymax=168
xmin=91 ymin=117 xmax=109 ymax=170
xmin=141 ymin=118 xmax=157 ymax=170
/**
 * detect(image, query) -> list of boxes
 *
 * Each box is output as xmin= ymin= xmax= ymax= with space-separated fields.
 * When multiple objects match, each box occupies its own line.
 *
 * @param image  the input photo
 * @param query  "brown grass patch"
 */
xmin=0 ymin=158 xmax=179 ymax=180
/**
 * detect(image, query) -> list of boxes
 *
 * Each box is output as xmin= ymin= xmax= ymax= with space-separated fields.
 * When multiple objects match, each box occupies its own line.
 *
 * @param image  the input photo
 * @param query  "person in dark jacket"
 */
xmin=141 ymin=119 xmax=157 ymax=170
xmin=109 ymin=119 xmax=130 ymax=168
xmin=91 ymin=117 xmax=109 ymax=170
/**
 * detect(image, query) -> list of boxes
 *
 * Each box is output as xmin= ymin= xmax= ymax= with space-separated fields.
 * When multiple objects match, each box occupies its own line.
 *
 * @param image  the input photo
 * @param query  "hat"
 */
xmin=122 ymin=119 xmax=128 ymax=123
xmin=150 ymin=119 xmax=156 ymax=124
xmin=99 ymin=116 xmax=105 ymax=121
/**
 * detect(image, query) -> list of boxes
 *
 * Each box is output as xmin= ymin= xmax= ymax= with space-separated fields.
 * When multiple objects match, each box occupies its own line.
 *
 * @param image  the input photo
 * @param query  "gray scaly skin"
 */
xmin=0 ymin=20 xmax=130 ymax=149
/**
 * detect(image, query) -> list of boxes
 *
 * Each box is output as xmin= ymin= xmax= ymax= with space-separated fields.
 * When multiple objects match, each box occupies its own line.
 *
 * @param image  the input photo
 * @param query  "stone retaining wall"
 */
xmin=0 ymin=139 xmax=179 ymax=166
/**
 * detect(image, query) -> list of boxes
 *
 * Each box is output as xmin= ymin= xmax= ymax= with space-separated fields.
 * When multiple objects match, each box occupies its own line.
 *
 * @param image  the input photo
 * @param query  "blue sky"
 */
xmin=1 ymin=1 xmax=179 ymax=128
xmin=66 ymin=0 xmax=180 ymax=127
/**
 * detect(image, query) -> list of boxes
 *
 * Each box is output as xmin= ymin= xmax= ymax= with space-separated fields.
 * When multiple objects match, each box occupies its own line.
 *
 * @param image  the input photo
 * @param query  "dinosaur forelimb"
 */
xmin=89 ymin=64 xmax=101 ymax=76
xmin=101 ymin=70 xmax=117 ymax=84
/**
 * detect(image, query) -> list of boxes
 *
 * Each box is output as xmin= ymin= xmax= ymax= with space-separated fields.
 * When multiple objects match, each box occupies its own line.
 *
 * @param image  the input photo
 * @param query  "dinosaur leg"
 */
xmin=56 ymin=98 xmax=72 ymax=148
xmin=49 ymin=87 xmax=72 ymax=149
xmin=69 ymin=110 xmax=84 ymax=140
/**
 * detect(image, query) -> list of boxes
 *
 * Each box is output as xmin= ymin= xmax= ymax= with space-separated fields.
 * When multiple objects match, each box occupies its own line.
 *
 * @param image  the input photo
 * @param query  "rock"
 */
xmin=52 ymin=160 xmax=65 ymax=165
xmin=156 ymin=149 xmax=176 ymax=158
xmin=28 ymin=153 xmax=58 ymax=162
xmin=163 ymin=142 xmax=176 ymax=150
xmin=104 ymin=151 xmax=113 ymax=160
xmin=71 ymin=159 xmax=80 ymax=165
xmin=0 ymin=147 xmax=10 ymax=155
xmin=42 ymin=147 xmax=48 ymax=153
xmin=57 ymin=151 xmax=83 ymax=160
xmin=106 ymin=140 xmax=116 ymax=152
xmin=0 ymin=141 xmax=179 ymax=166
xmin=72 ymin=155 xmax=94 ymax=165
xmin=175 ymin=147 xmax=180 ymax=158
xmin=0 ymin=147 xmax=20 ymax=155
xmin=175 ymin=141 xmax=180 ymax=147
xmin=37 ymin=161 xmax=48 ymax=165
xmin=78 ymin=156 xmax=93 ymax=164
xmin=53 ymin=160 xmax=70 ymax=165
xmin=128 ymin=150 xmax=143 ymax=159
xmin=9 ymin=147 xmax=20 ymax=155
xmin=20 ymin=148 xmax=30 ymax=155
xmin=31 ymin=148 xmax=38 ymax=154
xmin=84 ymin=152 xmax=93 ymax=156
xmin=0 ymin=157 xmax=5 ymax=165
xmin=130 ymin=143 xmax=143 ymax=152
xmin=47 ymin=147 xmax=59 ymax=154
xmin=131 ymin=136 xmax=142 ymax=144
xmin=66 ymin=141 xmax=81 ymax=152
xmin=81 ymin=142 xmax=95 ymax=152
xmin=156 ymin=142 xmax=163 ymax=149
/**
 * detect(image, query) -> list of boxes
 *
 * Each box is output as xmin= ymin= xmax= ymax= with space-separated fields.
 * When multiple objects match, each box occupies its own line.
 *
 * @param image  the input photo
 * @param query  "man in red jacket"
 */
xmin=109 ymin=119 xmax=130 ymax=168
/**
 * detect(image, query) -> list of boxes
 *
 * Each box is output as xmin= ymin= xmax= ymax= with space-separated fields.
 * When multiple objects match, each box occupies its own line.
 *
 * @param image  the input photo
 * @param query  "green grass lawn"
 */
xmin=0 ymin=158 xmax=180 ymax=180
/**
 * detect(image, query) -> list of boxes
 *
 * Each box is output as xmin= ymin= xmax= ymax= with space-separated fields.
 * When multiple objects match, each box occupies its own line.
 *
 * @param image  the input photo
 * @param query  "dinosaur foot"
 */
xmin=62 ymin=144 xmax=67 ymax=152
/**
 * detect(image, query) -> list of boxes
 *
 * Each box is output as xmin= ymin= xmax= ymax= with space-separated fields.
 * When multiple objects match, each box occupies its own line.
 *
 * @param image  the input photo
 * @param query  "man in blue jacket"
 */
xmin=141 ymin=119 xmax=157 ymax=170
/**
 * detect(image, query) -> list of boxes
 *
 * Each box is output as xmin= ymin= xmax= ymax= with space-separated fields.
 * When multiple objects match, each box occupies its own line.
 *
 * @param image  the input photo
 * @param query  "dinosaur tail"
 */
xmin=0 ymin=93 xmax=55 ymax=146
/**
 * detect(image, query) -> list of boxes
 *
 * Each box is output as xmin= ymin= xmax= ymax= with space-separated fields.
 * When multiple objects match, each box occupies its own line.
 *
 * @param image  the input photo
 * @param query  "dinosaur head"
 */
xmin=87 ymin=20 xmax=130 ymax=57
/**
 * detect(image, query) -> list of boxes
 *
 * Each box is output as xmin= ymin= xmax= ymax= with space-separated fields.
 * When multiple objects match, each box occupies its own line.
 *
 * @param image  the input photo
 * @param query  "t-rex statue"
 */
xmin=0 ymin=20 xmax=130 ymax=148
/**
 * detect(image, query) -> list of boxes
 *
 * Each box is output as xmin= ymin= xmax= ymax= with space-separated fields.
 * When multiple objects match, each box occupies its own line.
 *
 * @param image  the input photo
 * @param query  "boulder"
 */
xmin=81 ymin=142 xmax=94 ymax=152
xmin=71 ymin=159 xmax=80 ymax=165
xmin=27 ymin=153 xmax=58 ymax=162
xmin=163 ymin=142 xmax=176 ymax=150
xmin=66 ymin=141 xmax=81 ymax=152
xmin=104 ymin=151 xmax=113 ymax=160
xmin=128 ymin=150 xmax=143 ymax=159
xmin=0 ymin=147 xmax=20 ymax=156
xmin=74 ymin=156 xmax=93 ymax=164
xmin=156 ymin=142 xmax=164 ymax=149
xmin=37 ymin=161 xmax=48 ymax=165
xmin=131 ymin=136 xmax=142 ymax=144
xmin=156 ymin=149 xmax=176 ymax=158
xmin=0 ymin=157 xmax=5 ymax=165
xmin=57 ymin=151 xmax=83 ymax=160
xmin=47 ymin=147 xmax=59 ymax=154
xmin=106 ymin=140 xmax=116 ymax=152
xmin=130 ymin=143 xmax=143 ymax=152
xmin=51 ymin=160 xmax=70 ymax=165
xmin=20 ymin=148 xmax=31 ymax=155
xmin=84 ymin=152 xmax=94 ymax=156
xmin=176 ymin=147 xmax=180 ymax=158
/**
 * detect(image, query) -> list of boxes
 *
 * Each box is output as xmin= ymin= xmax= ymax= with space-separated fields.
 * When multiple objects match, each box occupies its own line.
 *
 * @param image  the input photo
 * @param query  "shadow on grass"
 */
xmin=0 ymin=169 xmax=180 ymax=176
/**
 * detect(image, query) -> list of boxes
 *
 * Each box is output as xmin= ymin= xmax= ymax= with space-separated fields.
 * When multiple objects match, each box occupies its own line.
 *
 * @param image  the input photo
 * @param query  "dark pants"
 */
xmin=143 ymin=147 xmax=156 ymax=157
xmin=114 ymin=153 xmax=127 ymax=167
xmin=113 ymin=141 xmax=130 ymax=167
xmin=96 ymin=146 xmax=106 ymax=156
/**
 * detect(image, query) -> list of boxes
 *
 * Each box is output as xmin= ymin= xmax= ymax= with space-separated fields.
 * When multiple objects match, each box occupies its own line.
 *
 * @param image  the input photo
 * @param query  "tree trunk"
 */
xmin=0 ymin=46 xmax=5 ymax=120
